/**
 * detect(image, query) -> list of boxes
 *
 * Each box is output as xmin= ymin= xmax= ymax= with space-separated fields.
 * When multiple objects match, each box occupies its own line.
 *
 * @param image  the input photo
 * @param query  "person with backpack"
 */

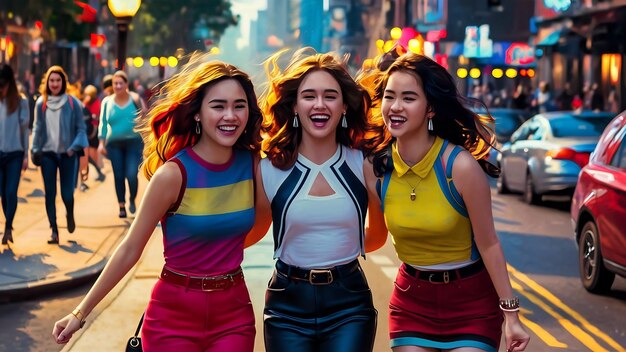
xmin=98 ymin=70 xmax=145 ymax=218
xmin=31 ymin=66 xmax=88 ymax=244
xmin=361 ymin=53 xmax=529 ymax=352
xmin=0 ymin=63 xmax=30 ymax=245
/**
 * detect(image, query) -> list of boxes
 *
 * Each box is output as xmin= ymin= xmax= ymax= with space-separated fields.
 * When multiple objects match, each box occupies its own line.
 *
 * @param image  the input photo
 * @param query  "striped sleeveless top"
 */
xmin=162 ymin=147 xmax=255 ymax=275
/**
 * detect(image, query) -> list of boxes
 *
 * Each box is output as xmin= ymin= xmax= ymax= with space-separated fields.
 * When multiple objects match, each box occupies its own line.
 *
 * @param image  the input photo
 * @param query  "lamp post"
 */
xmin=108 ymin=0 xmax=141 ymax=71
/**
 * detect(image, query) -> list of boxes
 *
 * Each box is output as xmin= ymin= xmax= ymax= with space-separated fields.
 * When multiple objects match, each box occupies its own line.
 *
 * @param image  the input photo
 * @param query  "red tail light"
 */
xmin=546 ymin=148 xmax=590 ymax=168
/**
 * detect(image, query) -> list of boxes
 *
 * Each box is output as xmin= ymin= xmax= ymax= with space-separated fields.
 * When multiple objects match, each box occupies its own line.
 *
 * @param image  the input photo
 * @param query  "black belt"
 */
xmin=403 ymin=260 xmax=484 ymax=283
xmin=276 ymin=259 xmax=360 ymax=285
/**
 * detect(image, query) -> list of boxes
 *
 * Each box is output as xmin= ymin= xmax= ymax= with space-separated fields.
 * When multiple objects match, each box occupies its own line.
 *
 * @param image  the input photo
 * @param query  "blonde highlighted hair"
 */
xmin=140 ymin=52 xmax=262 ymax=179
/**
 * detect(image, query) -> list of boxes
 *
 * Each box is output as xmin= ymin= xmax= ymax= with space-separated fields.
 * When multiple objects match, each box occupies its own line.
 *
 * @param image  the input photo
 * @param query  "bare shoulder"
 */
xmin=150 ymin=161 xmax=183 ymax=193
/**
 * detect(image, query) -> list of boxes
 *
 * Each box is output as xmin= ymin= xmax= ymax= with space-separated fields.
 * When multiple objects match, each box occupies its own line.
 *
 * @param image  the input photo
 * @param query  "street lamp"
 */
xmin=108 ymin=0 xmax=141 ymax=70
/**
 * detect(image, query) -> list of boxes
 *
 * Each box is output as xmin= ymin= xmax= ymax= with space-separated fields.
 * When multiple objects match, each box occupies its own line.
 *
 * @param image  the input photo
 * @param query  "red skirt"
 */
xmin=389 ymin=262 xmax=503 ymax=351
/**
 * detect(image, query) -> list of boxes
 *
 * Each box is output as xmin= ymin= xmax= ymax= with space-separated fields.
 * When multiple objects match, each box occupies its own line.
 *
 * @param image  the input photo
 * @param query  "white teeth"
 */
xmin=310 ymin=114 xmax=330 ymax=121
xmin=390 ymin=116 xmax=406 ymax=122
xmin=218 ymin=126 xmax=236 ymax=131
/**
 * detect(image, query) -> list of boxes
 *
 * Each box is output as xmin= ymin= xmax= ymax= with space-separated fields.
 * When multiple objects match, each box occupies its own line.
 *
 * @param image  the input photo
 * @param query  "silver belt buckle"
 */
xmin=309 ymin=269 xmax=333 ymax=285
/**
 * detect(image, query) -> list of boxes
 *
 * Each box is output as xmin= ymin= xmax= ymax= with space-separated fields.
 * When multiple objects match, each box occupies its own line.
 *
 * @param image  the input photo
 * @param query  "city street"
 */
xmin=1 ymin=165 xmax=624 ymax=351
xmin=1 ymin=1 xmax=626 ymax=351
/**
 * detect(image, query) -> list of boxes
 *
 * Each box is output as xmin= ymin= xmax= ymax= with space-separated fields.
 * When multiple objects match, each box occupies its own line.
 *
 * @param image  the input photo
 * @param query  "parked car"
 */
xmin=488 ymin=108 xmax=532 ymax=144
xmin=496 ymin=111 xmax=614 ymax=204
xmin=476 ymin=108 xmax=531 ymax=166
xmin=570 ymin=110 xmax=626 ymax=293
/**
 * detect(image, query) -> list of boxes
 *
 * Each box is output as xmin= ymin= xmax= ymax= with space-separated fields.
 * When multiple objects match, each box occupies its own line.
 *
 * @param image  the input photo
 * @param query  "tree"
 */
xmin=129 ymin=0 xmax=238 ymax=56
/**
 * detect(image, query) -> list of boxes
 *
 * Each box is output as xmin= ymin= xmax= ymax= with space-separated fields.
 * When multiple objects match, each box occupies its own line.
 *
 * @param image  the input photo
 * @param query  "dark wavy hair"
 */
xmin=0 ymin=63 xmax=20 ymax=113
xmin=140 ymin=53 xmax=262 ymax=179
xmin=365 ymin=53 xmax=499 ymax=177
xmin=260 ymin=47 xmax=377 ymax=170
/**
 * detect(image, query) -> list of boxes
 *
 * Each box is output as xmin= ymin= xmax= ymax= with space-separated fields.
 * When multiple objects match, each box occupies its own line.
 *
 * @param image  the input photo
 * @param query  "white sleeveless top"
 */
xmin=261 ymin=145 xmax=367 ymax=269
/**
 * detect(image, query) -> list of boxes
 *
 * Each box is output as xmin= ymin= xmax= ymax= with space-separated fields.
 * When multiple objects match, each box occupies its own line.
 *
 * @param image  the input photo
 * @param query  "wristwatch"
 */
xmin=71 ymin=309 xmax=86 ymax=329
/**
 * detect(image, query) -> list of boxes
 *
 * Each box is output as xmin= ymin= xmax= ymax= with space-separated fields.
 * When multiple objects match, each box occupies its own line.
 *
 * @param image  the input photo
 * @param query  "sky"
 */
xmin=231 ymin=0 xmax=268 ymax=48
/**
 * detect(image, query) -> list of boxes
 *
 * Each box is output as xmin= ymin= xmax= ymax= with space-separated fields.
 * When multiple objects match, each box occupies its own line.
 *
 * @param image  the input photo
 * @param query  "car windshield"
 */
xmin=494 ymin=112 xmax=524 ymax=136
xmin=550 ymin=116 xmax=613 ymax=138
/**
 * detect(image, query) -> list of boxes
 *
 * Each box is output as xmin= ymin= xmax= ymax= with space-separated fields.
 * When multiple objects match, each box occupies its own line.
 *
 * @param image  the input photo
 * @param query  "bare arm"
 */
xmin=453 ymin=150 xmax=530 ymax=352
xmin=244 ymin=156 xmax=272 ymax=248
xmin=52 ymin=162 xmax=181 ymax=344
xmin=363 ymin=158 xmax=388 ymax=252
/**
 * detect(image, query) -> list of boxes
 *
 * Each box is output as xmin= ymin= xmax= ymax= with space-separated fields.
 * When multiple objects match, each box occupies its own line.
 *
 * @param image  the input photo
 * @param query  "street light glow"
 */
xmin=469 ymin=68 xmax=481 ymax=78
xmin=167 ymin=56 xmax=178 ymax=67
xmin=108 ymin=0 xmax=141 ymax=18
xmin=457 ymin=68 xmax=468 ymax=78
xmin=150 ymin=57 xmax=159 ymax=66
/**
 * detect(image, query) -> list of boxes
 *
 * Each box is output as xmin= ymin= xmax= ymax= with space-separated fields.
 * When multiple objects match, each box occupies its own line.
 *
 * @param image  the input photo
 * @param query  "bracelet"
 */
xmin=499 ymin=297 xmax=520 ymax=310
xmin=71 ymin=309 xmax=86 ymax=329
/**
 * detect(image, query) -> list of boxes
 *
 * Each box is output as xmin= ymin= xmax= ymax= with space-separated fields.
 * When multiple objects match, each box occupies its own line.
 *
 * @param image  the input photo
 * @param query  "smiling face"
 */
xmin=294 ymin=70 xmax=346 ymax=143
xmin=196 ymin=78 xmax=249 ymax=151
xmin=381 ymin=70 xmax=432 ymax=141
xmin=112 ymin=76 xmax=128 ymax=95
xmin=48 ymin=73 xmax=63 ymax=96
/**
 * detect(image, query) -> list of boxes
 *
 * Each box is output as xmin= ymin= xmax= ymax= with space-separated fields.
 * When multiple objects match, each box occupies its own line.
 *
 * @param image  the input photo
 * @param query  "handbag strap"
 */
xmin=133 ymin=313 xmax=145 ymax=338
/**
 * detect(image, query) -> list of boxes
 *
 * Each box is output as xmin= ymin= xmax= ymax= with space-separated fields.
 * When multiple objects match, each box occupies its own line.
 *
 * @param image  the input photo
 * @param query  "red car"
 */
xmin=571 ymin=110 xmax=626 ymax=293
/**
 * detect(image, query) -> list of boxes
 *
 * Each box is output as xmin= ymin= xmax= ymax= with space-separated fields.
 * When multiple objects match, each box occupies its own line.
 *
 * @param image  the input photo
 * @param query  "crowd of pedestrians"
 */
xmin=467 ymin=79 xmax=620 ymax=114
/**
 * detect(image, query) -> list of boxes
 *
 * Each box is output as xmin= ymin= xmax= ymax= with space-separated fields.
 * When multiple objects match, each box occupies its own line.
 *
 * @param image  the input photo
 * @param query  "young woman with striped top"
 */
xmin=52 ymin=55 xmax=266 ymax=351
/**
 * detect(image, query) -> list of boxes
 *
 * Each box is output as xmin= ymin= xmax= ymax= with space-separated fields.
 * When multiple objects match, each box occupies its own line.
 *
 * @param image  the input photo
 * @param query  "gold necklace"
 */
xmin=401 ymin=174 xmax=422 ymax=201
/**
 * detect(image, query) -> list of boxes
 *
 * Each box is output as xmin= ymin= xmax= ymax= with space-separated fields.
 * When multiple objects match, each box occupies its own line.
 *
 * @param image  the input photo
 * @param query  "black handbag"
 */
xmin=31 ymin=150 xmax=42 ymax=166
xmin=125 ymin=313 xmax=144 ymax=352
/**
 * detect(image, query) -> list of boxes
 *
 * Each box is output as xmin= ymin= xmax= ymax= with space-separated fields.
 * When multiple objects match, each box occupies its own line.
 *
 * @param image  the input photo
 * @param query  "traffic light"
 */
xmin=487 ymin=0 xmax=503 ymax=11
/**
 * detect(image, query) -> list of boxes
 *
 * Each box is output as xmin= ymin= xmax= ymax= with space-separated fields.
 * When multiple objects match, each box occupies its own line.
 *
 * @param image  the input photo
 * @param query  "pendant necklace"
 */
xmin=402 ymin=175 xmax=422 ymax=201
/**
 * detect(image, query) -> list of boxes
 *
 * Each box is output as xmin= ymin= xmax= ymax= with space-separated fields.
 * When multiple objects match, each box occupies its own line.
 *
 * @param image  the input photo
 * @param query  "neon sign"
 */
xmin=505 ymin=43 xmax=535 ymax=66
xmin=543 ymin=0 xmax=571 ymax=12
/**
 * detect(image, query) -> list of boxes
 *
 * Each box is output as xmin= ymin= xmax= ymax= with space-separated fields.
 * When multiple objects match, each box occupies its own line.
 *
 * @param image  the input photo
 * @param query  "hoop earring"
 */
xmin=293 ymin=112 xmax=300 ymax=128
xmin=195 ymin=121 xmax=201 ymax=134
xmin=427 ymin=118 xmax=433 ymax=131
xmin=341 ymin=112 xmax=348 ymax=128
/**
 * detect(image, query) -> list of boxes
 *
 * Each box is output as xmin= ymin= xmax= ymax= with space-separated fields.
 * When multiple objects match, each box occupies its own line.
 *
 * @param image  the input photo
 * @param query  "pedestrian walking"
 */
xmin=82 ymin=84 xmax=105 ymax=183
xmin=363 ymin=53 xmax=530 ymax=352
xmin=31 ymin=66 xmax=88 ymax=244
xmin=97 ymin=70 xmax=145 ymax=218
xmin=52 ymin=55 xmax=264 ymax=351
xmin=250 ymin=48 xmax=387 ymax=352
xmin=0 ymin=63 xmax=30 ymax=245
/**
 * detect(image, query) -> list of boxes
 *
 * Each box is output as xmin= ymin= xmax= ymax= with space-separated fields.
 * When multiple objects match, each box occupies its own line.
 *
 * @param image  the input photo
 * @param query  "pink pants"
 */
xmin=141 ymin=277 xmax=255 ymax=352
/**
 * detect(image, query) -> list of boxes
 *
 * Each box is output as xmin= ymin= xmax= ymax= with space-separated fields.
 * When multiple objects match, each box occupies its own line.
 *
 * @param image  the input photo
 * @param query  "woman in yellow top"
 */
xmin=362 ymin=52 xmax=530 ymax=352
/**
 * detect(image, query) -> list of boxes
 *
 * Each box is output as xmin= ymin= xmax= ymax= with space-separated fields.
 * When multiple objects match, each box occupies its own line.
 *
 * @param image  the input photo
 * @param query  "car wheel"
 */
xmin=497 ymin=167 xmax=511 ymax=194
xmin=578 ymin=221 xmax=615 ymax=293
xmin=524 ymin=173 xmax=541 ymax=205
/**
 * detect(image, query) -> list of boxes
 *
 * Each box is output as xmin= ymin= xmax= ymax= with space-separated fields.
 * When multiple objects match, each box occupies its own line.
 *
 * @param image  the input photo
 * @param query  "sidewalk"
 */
xmin=0 ymin=160 xmax=138 ymax=302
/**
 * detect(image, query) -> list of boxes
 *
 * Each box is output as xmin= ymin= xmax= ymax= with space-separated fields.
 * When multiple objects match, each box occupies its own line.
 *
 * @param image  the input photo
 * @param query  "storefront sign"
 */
xmin=505 ymin=43 xmax=535 ymax=66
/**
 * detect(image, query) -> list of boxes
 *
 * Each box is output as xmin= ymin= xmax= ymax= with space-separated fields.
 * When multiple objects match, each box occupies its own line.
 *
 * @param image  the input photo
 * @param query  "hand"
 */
xmin=98 ymin=143 xmax=107 ymax=156
xmin=67 ymin=149 xmax=74 ymax=157
xmin=52 ymin=314 xmax=82 ymax=344
xmin=22 ymin=158 xmax=29 ymax=171
xmin=504 ymin=314 xmax=530 ymax=352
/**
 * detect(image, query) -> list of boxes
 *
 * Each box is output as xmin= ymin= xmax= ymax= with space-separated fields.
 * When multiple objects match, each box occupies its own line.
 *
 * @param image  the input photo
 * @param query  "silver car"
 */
xmin=496 ymin=111 xmax=614 ymax=204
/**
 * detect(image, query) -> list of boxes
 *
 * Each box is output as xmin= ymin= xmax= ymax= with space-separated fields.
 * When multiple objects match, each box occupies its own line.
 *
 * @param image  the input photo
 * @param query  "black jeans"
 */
xmin=0 ymin=151 xmax=24 ymax=230
xmin=264 ymin=259 xmax=377 ymax=352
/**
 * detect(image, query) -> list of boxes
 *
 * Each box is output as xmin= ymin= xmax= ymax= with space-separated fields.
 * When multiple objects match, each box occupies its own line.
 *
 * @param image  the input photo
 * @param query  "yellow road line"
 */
xmin=509 ymin=265 xmax=626 ymax=352
xmin=515 ymin=306 xmax=568 ymax=349
xmin=510 ymin=279 xmax=608 ymax=351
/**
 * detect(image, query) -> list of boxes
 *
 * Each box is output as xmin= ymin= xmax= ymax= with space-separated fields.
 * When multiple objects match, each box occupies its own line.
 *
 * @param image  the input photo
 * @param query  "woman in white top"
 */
xmin=246 ymin=48 xmax=387 ymax=352
xmin=0 ymin=63 xmax=30 ymax=245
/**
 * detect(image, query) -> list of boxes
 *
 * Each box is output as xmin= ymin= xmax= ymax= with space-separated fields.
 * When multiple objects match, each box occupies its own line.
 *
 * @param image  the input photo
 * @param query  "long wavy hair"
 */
xmin=365 ymin=53 xmax=499 ymax=177
xmin=141 ymin=53 xmax=262 ymax=180
xmin=260 ymin=47 xmax=377 ymax=170
xmin=38 ymin=65 xmax=69 ymax=103
xmin=0 ymin=63 xmax=20 ymax=113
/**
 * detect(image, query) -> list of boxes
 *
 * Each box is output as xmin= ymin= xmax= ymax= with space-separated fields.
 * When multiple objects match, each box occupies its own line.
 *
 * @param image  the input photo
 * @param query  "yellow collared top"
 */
xmin=383 ymin=137 xmax=475 ymax=266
